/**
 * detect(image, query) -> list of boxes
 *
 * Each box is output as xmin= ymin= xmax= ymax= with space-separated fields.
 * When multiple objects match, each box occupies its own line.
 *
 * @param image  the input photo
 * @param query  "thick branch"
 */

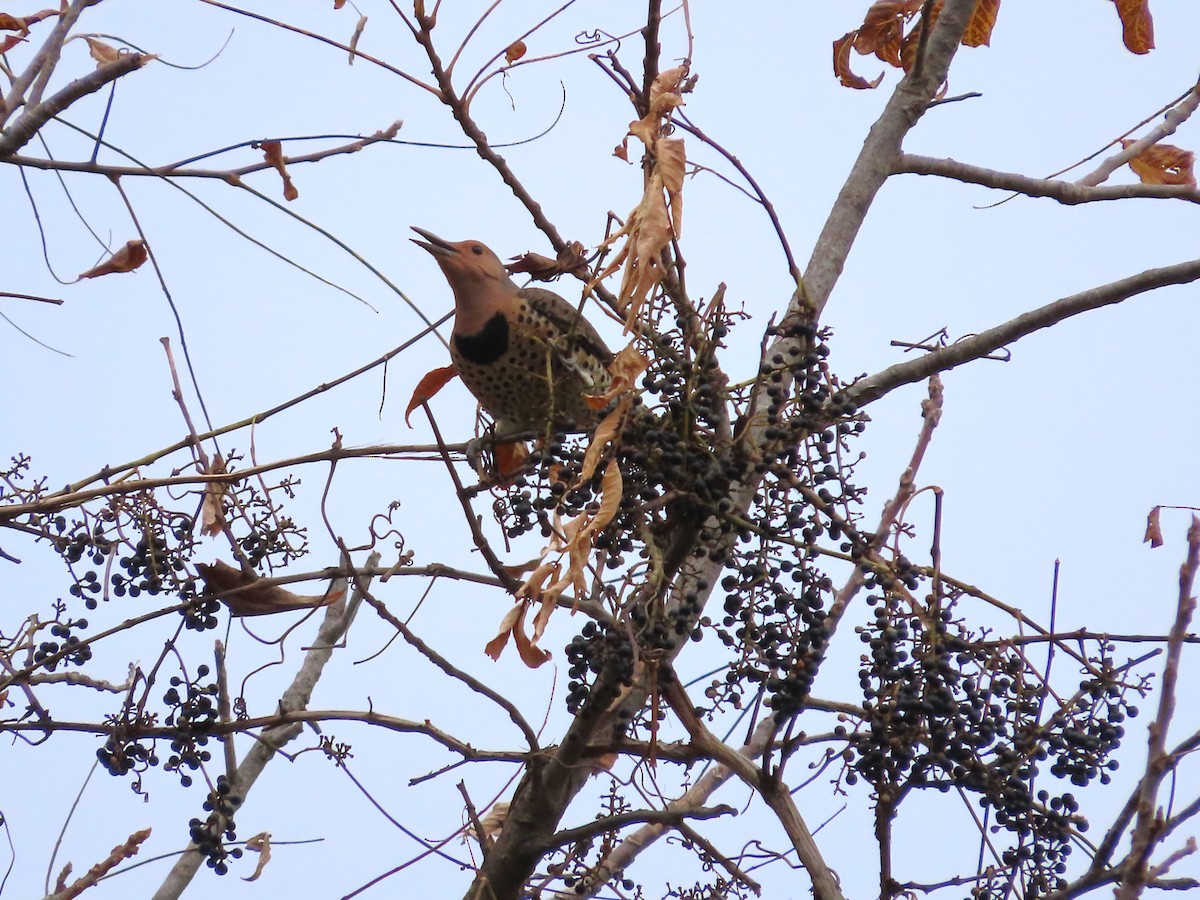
xmin=804 ymin=0 xmax=978 ymax=316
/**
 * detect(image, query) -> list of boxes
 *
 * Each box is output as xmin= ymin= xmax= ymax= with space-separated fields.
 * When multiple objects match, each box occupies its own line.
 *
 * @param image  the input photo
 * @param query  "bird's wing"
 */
xmin=522 ymin=287 xmax=614 ymax=365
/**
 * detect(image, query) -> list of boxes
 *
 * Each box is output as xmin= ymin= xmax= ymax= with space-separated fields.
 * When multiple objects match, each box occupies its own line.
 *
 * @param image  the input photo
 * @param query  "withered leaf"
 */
xmin=505 ymin=40 xmax=526 ymax=64
xmin=78 ymin=239 xmax=147 ymax=279
xmin=84 ymin=36 xmax=120 ymax=65
xmin=260 ymin=139 xmax=299 ymax=201
xmin=197 ymin=561 xmax=344 ymax=616
xmin=1122 ymin=139 xmax=1196 ymax=187
xmin=854 ymin=0 xmax=920 ymax=65
xmin=962 ymin=0 xmax=1000 ymax=48
xmin=833 ymin=32 xmax=884 ymax=90
xmin=0 ymin=8 xmax=58 ymax=34
xmin=242 ymin=833 xmax=272 ymax=882
xmin=1144 ymin=505 xmax=1163 ymax=548
xmin=200 ymin=454 xmax=228 ymax=538
xmin=1114 ymin=0 xmax=1154 ymax=55
xmin=405 ymin=364 xmax=458 ymax=425
xmin=485 ymin=600 xmax=552 ymax=667
xmin=348 ymin=14 xmax=367 ymax=64
xmin=506 ymin=242 xmax=588 ymax=281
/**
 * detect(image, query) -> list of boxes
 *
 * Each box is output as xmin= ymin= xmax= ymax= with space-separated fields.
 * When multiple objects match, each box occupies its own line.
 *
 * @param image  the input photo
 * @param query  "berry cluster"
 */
xmin=189 ymin=774 xmax=244 ymax=876
xmin=565 ymin=621 xmax=635 ymax=715
xmin=97 ymin=721 xmax=158 ymax=778
xmin=33 ymin=615 xmax=92 ymax=670
xmin=848 ymin=593 xmax=1136 ymax=895
xmin=163 ymin=665 xmax=219 ymax=788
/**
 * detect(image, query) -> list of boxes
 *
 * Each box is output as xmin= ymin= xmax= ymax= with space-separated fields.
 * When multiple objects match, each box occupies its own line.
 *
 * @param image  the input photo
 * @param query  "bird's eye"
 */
xmin=471 ymin=245 xmax=484 ymax=255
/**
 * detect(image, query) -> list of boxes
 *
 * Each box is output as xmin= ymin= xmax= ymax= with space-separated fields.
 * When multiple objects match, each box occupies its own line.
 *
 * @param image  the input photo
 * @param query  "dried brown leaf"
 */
xmin=200 ymin=454 xmax=228 ymax=538
xmin=84 ymin=36 xmax=120 ymax=65
xmin=197 ymin=561 xmax=344 ymax=616
xmin=1122 ymin=139 xmax=1196 ymax=186
xmin=834 ymin=31 xmax=884 ymax=89
xmin=1114 ymin=0 xmax=1154 ymax=55
xmin=78 ymin=239 xmax=147 ymax=279
xmin=505 ymin=39 xmax=526 ymax=64
xmin=1145 ymin=505 xmax=1164 ymax=548
xmin=242 ymin=833 xmax=272 ymax=882
xmin=0 ymin=8 xmax=58 ymax=34
xmin=261 ymin=139 xmax=299 ymax=201
xmin=348 ymin=14 xmax=367 ymax=63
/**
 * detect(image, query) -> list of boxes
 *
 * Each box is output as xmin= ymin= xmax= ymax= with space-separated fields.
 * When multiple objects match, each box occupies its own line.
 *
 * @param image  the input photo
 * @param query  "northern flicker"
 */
xmin=412 ymin=227 xmax=613 ymax=435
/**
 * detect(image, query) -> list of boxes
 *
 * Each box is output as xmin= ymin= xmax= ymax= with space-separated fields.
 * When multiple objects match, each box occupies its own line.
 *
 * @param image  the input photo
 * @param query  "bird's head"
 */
xmin=411 ymin=228 xmax=516 ymax=317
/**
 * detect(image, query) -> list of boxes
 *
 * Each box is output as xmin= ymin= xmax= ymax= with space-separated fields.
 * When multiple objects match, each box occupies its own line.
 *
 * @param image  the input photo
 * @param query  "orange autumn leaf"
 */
xmin=78 ymin=240 xmax=147 ymax=279
xmin=0 ymin=34 xmax=24 ymax=52
xmin=833 ymin=32 xmax=884 ymax=90
xmin=1114 ymin=0 xmax=1154 ymax=55
xmin=196 ymin=561 xmax=345 ymax=617
xmin=1122 ymin=139 xmax=1196 ymax=187
xmin=854 ymin=0 xmax=920 ymax=64
xmin=962 ymin=0 xmax=1000 ymax=48
xmin=261 ymin=139 xmax=299 ymax=201
xmin=505 ymin=40 xmax=526 ymax=64
xmin=405 ymin=364 xmax=458 ymax=425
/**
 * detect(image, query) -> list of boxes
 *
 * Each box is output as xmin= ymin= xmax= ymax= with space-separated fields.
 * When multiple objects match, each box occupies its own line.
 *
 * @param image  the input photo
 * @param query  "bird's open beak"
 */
xmin=410 ymin=226 xmax=458 ymax=258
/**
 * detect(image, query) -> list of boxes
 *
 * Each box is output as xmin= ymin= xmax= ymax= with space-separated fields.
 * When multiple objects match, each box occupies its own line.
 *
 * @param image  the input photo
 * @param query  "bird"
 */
xmin=411 ymin=227 xmax=614 ymax=437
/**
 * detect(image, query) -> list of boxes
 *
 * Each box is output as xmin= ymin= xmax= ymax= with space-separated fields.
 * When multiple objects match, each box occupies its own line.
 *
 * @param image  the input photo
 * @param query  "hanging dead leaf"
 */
xmin=78 ymin=240 xmax=147 ymax=279
xmin=834 ymin=32 xmax=884 ymax=90
xmin=197 ymin=561 xmax=345 ymax=616
xmin=0 ymin=34 xmax=23 ymax=52
xmin=962 ymin=0 xmax=1000 ymax=48
xmin=84 ymin=36 xmax=120 ymax=65
xmin=578 ymin=399 xmax=628 ymax=482
xmin=853 ymin=0 xmax=919 ymax=64
xmin=260 ymin=139 xmax=299 ymax=201
xmin=405 ymin=364 xmax=459 ymax=425
xmin=506 ymin=242 xmax=588 ymax=281
xmin=1122 ymin=139 xmax=1196 ymax=187
xmin=200 ymin=454 xmax=228 ymax=538
xmin=484 ymin=600 xmax=552 ymax=667
xmin=505 ymin=40 xmax=526 ymax=64
xmin=348 ymin=14 xmax=367 ymax=64
xmin=242 ymin=833 xmax=272 ymax=882
xmin=333 ymin=0 xmax=347 ymax=9
xmin=589 ymin=173 xmax=675 ymax=326
xmin=1114 ymin=0 xmax=1154 ymax=55
xmin=1144 ymin=506 xmax=1164 ymax=548
xmin=648 ymin=64 xmax=690 ymax=119
xmin=0 ymin=9 xmax=58 ymax=34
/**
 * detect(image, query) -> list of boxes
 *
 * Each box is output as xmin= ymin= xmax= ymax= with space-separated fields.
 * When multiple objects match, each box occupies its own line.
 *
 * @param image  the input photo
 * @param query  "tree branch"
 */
xmin=836 ymin=257 xmax=1200 ymax=410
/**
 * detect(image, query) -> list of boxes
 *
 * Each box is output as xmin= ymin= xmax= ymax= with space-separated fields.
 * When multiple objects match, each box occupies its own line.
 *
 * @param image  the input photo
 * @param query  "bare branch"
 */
xmin=838 ymin=257 xmax=1200 ymax=410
